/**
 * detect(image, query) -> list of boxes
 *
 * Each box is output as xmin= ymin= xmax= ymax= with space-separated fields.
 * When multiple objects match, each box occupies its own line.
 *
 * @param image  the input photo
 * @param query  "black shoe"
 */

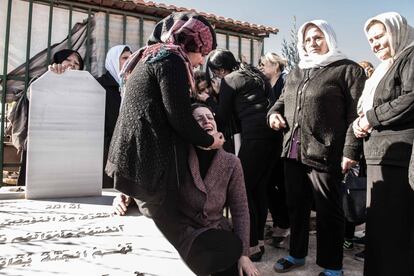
xmin=354 ymin=250 xmax=365 ymax=261
xmin=353 ymin=236 xmax=365 ymax=245
xmin=259 ymin=245 xmax=265 ymax=254
xmin=271 ymin=236 xmax=286 ymax=248
xmin=249 ymin=250 xmax=263 ymax=262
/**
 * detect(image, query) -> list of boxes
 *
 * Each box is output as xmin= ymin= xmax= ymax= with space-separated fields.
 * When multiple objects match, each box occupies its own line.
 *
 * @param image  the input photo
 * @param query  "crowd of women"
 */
xmin=11 ymin=9 xmax=413 ymax=276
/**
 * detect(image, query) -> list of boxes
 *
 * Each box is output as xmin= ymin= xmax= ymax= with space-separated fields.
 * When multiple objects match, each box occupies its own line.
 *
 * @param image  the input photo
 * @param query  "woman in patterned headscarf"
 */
xmin=353 ymin=12 xmax=414 ymax=276
xmin=106 ymin=12 xmax=235 ymax=274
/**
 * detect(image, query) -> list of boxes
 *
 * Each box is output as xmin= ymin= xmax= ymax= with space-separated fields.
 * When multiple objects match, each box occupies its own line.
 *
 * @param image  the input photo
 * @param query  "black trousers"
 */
xmin=186 ymin=229 xmax=242 ymax=276
xmin=238 ymin=138 xmax=277 ymax=246
xmin=284 ymin=159 xmax=344 ymax=270
xmin=267 ymin=157 xmax=290 ymax=229
xmin=364 ymin=165 xmax=414 ymax=276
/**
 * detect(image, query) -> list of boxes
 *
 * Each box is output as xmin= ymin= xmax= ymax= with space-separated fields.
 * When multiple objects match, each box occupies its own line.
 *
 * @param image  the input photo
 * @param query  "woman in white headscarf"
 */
xmin=352 ymin=12 xmax=414 ymax=276
xmin=97 ymin=45 xmax=132 ymax=188
xmin=268 ymin=20 xmax=366 ymax=276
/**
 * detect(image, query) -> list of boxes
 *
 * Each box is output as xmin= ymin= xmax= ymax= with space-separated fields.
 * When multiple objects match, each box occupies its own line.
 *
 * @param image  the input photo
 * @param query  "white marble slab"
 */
xmin=26 ymin=71 xmax=105 ymax=199
xmin=0 ymin=192 xmax=195 ymax=275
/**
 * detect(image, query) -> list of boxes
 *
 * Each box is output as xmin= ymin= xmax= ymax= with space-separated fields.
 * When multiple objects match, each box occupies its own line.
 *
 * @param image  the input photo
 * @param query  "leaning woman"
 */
xmin=268 ymin=20 xmax=365 ymax=276
xmin=105 ymin=12 xmax=226 ymax=273
xmin=353 ymin=12 xmax=414 ymax=276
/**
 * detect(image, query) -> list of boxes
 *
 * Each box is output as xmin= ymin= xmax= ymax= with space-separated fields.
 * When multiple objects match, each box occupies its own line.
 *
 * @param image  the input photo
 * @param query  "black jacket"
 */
xmin=365 ymin=46 xmax=414 ymax=167
xmin=96 ymin=71 xmax=121 ymax=142
xmin=206 ymin=70 xmax=277 ymax=140
xmin=106 ymin=53 xmax=213 ymax=196
xmin=268 ymin=59 xmax=366 ymax=172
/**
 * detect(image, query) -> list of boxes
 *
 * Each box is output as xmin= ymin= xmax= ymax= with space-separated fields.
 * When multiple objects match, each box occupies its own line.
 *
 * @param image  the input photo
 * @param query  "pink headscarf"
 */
xmin=120 ymin=12 xmax=216 ymax=95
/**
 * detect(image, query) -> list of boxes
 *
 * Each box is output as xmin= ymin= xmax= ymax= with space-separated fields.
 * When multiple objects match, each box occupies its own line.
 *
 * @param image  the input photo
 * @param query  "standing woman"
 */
xmin=258 ymin=52 xmax=290 ymax=247
xmin=353 ymin=12 xmax=414 ymax=276
xmin=268 ymin=20 xmax=365 ymax=275
xmin=200 ymin=49 xmax=279 ymax=261
xmin=97 ymin=45 xmax=132 ymax=188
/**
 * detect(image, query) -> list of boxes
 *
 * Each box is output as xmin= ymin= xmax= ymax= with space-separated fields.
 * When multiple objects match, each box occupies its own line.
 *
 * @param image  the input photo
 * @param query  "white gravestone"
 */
xmin=26 ymin=71 xmax=105 ymax=199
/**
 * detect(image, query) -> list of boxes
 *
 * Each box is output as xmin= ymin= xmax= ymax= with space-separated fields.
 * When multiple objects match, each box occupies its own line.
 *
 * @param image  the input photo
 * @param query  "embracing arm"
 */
xmin=157 ymin=55 xmax=214 ymax=148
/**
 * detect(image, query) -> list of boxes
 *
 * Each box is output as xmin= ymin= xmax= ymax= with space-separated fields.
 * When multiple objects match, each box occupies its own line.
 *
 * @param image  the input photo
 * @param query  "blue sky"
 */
xmin=158 ymin=0 xmax=414 ymax=66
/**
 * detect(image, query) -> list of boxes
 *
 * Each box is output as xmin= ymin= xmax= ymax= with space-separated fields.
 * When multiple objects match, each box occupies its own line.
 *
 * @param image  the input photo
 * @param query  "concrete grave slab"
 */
xmin=0 ymin=191 xmax=195 ymax=276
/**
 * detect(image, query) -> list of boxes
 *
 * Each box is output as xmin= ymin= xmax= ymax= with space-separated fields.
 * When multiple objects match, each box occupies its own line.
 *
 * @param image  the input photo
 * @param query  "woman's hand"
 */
xmin=211 ymin=78 xmax=221 ymax=94
xmin=341 ymin=157 xmax=358 ymax=174
xmin=112 ymin=194 xmax=131 ymax=216
xmin=196 ymin=92 xmax=210 ymax=102
xmin=352 ymin=115 xmax=370 ymax=138
xmin=268 ymin=113 xmax=286 ymax=130
xmin=48 ymin=63 xmax=71 ymax=74
xmin=238 ymin=256 xmax=259 ymax=276
xmin=209 ymin=132 xmax=225 ymax=149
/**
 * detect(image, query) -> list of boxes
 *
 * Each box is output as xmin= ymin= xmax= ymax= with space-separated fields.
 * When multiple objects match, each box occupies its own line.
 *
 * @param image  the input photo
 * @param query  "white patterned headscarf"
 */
xmin=105 ymin=45 xmax=131 ymax=85
xmin=358 ymin=12 xmax=414 ymax=114
xmin=297 ymin=20 xmax=347 ymax=69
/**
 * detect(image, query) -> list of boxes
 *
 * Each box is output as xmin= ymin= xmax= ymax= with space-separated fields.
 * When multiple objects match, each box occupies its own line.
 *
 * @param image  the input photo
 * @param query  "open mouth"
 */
xmin=204 ymin=126 xmax=214 ymax=132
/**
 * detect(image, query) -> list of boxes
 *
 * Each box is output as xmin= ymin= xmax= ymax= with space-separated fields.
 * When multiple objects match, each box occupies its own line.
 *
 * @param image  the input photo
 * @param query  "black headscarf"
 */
xmin=52 ymin=49 xmax=84 ymax=70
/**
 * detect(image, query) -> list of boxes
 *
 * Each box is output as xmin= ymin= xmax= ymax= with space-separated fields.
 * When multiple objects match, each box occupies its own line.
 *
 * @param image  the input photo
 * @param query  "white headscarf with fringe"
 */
xmin=105 ymin=45 xmax=131 ymax=85
xmin=297 ymin=20 xmax=347 ymax=69
xmin=358 ymin=12 xmax=414 ymax=114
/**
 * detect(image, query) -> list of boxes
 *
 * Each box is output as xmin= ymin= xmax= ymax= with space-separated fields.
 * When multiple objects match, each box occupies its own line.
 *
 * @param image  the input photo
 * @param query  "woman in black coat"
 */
xmin=353 ymin=12 xmax=414 ymax=276
xmin=198 ymin=49 xmax=280 ymax=261
xmin=258 ymin=52 xmax=290 ymax=247
xmin=268 ymin=20 xmax=365 ymax=276
xmin=97 ymin=44 xmax=132 ymax=188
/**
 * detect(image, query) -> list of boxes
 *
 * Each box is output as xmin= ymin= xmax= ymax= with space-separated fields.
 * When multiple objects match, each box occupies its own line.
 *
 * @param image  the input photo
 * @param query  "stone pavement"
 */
xmin=0 ymin=189 xmax=364 ymax=276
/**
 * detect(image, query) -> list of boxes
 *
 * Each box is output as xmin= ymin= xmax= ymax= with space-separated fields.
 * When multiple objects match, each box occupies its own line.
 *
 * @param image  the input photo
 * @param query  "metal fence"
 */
xmin=0 ymin=0 xmax=266 ymax=186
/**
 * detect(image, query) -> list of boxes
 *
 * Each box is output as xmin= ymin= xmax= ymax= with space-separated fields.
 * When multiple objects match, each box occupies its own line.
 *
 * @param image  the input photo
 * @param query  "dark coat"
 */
xmin=206 ymin=70 xmax=277 ymax=140
xmin=96 ymin=71 xmax=121 ymax=142
xmin=106 ymin=53 xmax=213 ymax=196
xmin=410 ymin=142 xmax=414 ymax=189
xmin=177 ymin=146 xmax=250 ymax=258
xmin=365 ymin=46 xmax=414 ymax=167
xmin=268 ymin=59 xmax=366 ymax=172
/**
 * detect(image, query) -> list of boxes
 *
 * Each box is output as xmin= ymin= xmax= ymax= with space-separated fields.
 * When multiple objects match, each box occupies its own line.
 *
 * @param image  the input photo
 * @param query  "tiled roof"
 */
xmin=74 ymin=0 xmax=278 ymax=37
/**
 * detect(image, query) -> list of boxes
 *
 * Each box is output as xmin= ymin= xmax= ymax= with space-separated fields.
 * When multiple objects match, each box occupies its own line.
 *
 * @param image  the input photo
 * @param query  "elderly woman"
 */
xmin=268 ymin=20 xmax=365 ymax=276
xmin=97 ymin=45 xmax=132 ymax=188
xmin=114 ymin=103 xmax=259 ymax=276
xmin=199 ymin=49 xmax=281 ymax=261
xmin=353 ymin=12 xmax=414 ymax=276
xmin=258 ymin=52 xmax=290 ymax=247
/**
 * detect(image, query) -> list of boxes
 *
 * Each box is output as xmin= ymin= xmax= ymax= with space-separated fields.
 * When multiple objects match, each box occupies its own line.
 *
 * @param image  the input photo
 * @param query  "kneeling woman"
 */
xmin=114 ymin=104 xmax=259 ymax=276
